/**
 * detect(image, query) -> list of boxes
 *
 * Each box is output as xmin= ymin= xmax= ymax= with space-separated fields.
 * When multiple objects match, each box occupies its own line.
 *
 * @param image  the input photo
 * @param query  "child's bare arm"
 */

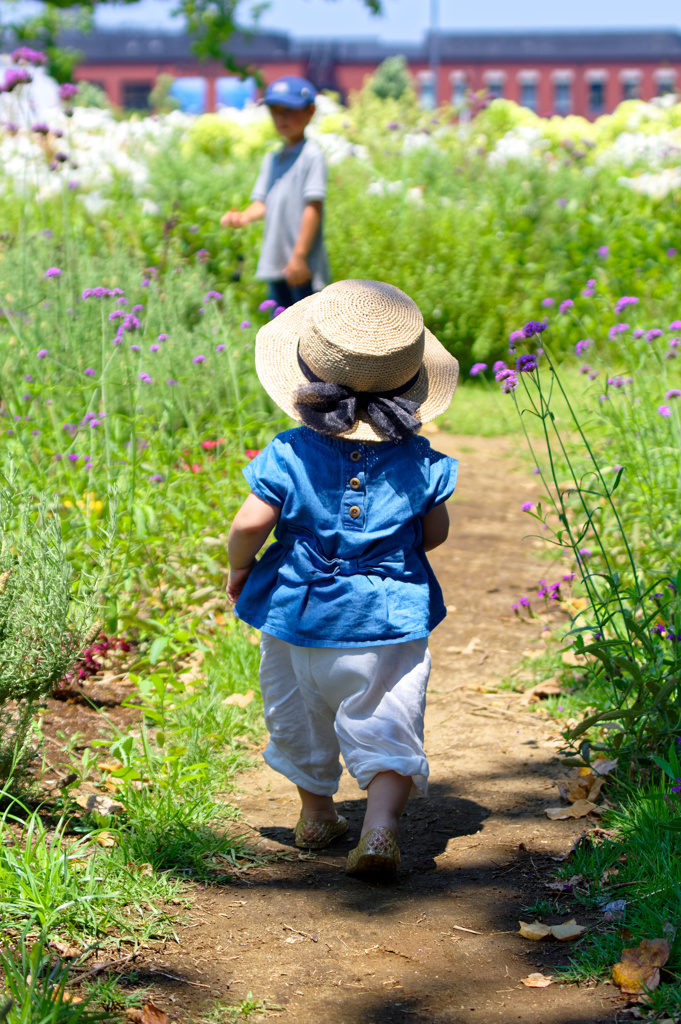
xmin=284 ymin=200 xmax=322 ymax=285
xmin=227 ymin=492 xmax=281 ymax=602
xmin=420 ymin=503 xmax=450 ymax=552
xmin=221 ymin=201 xmax=266 ymax=229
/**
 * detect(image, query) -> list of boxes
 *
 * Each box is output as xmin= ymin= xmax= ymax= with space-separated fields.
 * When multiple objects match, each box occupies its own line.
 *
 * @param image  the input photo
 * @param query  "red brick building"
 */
xmin=58 ymin=28 xmax=681 ymax=118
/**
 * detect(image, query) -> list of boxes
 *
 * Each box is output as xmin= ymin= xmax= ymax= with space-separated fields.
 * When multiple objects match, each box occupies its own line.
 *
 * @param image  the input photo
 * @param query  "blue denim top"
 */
xmin=234 ymin=426 xmax=458 ymax=648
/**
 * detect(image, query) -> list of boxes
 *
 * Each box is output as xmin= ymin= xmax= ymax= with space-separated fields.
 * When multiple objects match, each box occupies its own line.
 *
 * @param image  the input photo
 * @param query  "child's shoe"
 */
xmin=294 ymin=815 xmax=348 ymax=850
xmin=345 ymin=826 xmax=401 ymax=881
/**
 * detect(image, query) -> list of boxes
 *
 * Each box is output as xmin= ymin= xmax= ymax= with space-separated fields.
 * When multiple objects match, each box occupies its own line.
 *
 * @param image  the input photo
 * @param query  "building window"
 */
xmin=123 ymin=82 xmax=152 ymax=110
xmin=622 ymin=79 xmax=640 ymax=101
xmin=450 ymin=72 xmax=467 ymax=106
xmin=484 ymin=72 xmax=505 ymax=99
xmin=655 ymin=70 xmax=676 ymax=96
xmin=554 ymin=80 xmax=571 ymax=115
xmin=416 ymin=70 xmax=436 ymax=110
xmin=588 ymin=80 xmax=605 ymax=115
xmin=520 ymin=80 xmax=537 ymax=111
xmin=169 ymin=77 xmax=207 ymax=114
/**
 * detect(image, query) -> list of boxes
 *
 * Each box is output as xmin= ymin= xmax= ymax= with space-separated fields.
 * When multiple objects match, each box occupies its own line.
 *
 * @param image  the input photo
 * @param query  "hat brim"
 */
xmin=255 ymin=294 xmax=459 ymax=442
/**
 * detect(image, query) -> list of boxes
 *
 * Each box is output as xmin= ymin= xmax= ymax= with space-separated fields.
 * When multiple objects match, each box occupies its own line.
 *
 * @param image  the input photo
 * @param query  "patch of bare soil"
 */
xmin=122 ymin=433 xmax=620 ymax=1024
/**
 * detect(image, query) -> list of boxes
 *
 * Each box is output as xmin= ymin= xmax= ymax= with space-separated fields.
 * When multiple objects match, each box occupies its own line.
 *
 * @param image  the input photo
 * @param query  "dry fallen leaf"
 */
xmin=96 ymin=831 xmax=116 ymax=848
xmin=560 ymin=597 xmax=589 ymax=615
xmin=545 ymin=799 xmax=602 ymax=820
xmin=50 ymin=940 xmax=82 ymax=959
xmin=75 ymin=793 xmax=125 ymax=816
xmin=519 ymin=920 xmax=552 ymax=940
xmin=126 ymin=1001 xmax=169 ymax=1024
xmin=551 ymin=919 xmax=587 ymax=941
xmin=521 ymin=972 xmax=554 ymax=987
xmin=592 ymin=758 xmax=618 ymax=776
xmin=522 ymin=678 xmax=562 ymax=703
xmin=98 ymin=760 xmax=123 ymax=773
xmin=222 ymin=689 xmax=255 ymax=708
xmin=561 ymin=649 xmax=588 ymax=667
xmin=612 ymin=938 xmax=670 ymax=996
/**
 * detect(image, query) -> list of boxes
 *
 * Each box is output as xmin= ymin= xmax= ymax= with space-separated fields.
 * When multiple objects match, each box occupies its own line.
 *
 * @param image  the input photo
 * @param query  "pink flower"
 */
xmin=245 ymin=449 xmax=261 ymax=459
xmin=521 ymin=502 xmax=534 ymax=512
xmin=658 ymin=404 xmax=672 ymax=417
xmin=44 ymin=267 xmax=62 ymax=278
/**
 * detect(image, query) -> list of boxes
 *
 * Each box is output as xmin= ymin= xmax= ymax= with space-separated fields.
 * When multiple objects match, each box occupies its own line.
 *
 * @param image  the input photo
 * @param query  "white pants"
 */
xmin=258 ymin=633 xmax=431 ymax=796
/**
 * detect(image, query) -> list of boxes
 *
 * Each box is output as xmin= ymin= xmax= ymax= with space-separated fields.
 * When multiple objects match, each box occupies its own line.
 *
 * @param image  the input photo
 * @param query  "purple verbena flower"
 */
xmin=521 ymin=502 xmax=534 ymax=512
xmin=192 ymin=354 xmax=206 ymax=364
xmin=579 ymin=364 xmax=592 ymax=374
xmin=216 ymin=343 xmax=226 ymax=352
xmin=523 ymin=320 xmax=547 ymax=338
xmin=658 ymin=404 xmax=672 ymax=417
xmin=607 ymin=375 xmax=633 ymax=387
xmin=558 ymin=299 xmax=574 ymax=314
xmin=469 ymin=362 xmax=487 ymax=376
xmin=141 ymin=279 xmax=150 ymax=287
xmin=44 ymin=267 xmax=61 ymax=279
xmin=138 ymin=372 xmax=152 ymax=383
xmin=516 ymin=353 xmax=538 ymax=373
xmin=578 ymin=547 xmax=593 ymax=560
xmin=132 ymin=304 xmax=144 ymax=314
xmin=633 ymin=329 xmax=646 ymax=339
xmin=59 ymin=82 xmax=79 ymax=101
xmin=204 ymin=290 xmax=223 ymax=301
xmin=670 ymin=321 xmax=681 ymax=330
xmin=149 ymin=344 xmax=160 ymax=353
xmin=37 ymin=348 xmax=49 ymax=359
xmin=668 ymin=248 xmax=677 ymax=258
xmin=508 ymin=330 xmax=525 ymax=346
xmin=615 ymin=296 xmax=638 ymax=314
xmin=31 ymin=122 xmax=50 ymax=135
xmin=240 ymin=320 xmax=251 ymax=329
xmin=108 ymin=310 xmax=124 ymax=321
xmin=130 ymin=344 xmax=140 ymax=352
xmin=582 ymin=287 xmax=595 ymax=298
xmin=259 ymin=299 xmax=277 ymax=312
xmin=646 ymin=329 xmax=663 ymax=341
xmin=608 ymin=323 xmax=629 ymax=340
xmin=83 ymin=368 xmax=96 ymax=377
xmin=12 ymin=47 xmax=47 ymax=65
xmin=575 ymin=339 xmax=593 ymax=356
xmin=149 ymin=474 xmax=164 ymax=483
xmin=598 ymin=245 xmax=610 ymax=258
xmin=541 ymin=298 xmax=555 ymax=308
xmin=67 ymin=453 xmax=79 ymax=463
xmin=556 ymin=198 xmax=567 ymax=207
xmin=2 ymin=68 xmax=32 ymax=92
xmin=665 ymin=389 xmax=681 ymax=400
xmin=157 ymin=333 xmax=168 ymax=342
xmin=562 ymin=572 xmax=576 ymax=582
xmin=89 ymin=418 xmax=101 ymax=429
xmin=167 ymin=378 xmax=178 ymax=386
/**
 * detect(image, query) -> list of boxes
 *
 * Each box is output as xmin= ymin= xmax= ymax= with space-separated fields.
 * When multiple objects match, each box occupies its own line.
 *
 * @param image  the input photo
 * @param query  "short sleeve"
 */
xmin=243 ymin=439 xmax=289 ymax=507
xmin=250 ymin=153 xmax=273 ymax=203
xmin=422 ymin=452 xmax=458 ymax=515
xmin=302 ymin=145 xmax=327 ymax=202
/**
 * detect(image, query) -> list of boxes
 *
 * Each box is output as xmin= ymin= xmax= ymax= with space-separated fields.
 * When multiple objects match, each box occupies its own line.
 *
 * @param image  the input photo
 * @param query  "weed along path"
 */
xmin=148 ymin=433 xmax=621 ymax=1024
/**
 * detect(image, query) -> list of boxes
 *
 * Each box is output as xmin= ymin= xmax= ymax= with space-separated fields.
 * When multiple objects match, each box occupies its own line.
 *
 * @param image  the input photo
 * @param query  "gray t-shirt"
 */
xmin=251 ymin=138 xmax=330 ymax=292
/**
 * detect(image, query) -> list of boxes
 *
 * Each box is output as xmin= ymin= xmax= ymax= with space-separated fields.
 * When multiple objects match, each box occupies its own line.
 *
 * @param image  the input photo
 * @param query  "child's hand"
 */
xmin=221 ymin=209 xmax=244 ymax=229
xmin=284 ymin=253 xmax=312 ymax=286
xmin=227 ymin=565 xmax=254 ymax=603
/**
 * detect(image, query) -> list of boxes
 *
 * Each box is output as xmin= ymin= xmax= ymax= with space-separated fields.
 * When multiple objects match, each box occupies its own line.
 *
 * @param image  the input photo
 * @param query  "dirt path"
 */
xmin=142 ymin=434 xmax=620 ymax=1024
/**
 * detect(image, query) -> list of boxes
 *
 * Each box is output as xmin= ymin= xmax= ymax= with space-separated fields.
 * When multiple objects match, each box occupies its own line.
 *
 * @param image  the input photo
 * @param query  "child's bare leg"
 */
xmin=361 ymin=771 xmax=412 ymax=837
xmin=297 ymin=786 xmax=338 ymax=822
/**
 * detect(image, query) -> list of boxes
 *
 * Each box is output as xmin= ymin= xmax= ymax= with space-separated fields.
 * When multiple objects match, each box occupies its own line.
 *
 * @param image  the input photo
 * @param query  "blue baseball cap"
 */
xmin=263 ymin=76 xmax=317 ymax=110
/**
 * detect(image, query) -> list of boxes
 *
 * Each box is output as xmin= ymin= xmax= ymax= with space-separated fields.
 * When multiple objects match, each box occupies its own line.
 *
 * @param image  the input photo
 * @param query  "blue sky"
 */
xmin=93 ymin=0 xmax=681 ymax=36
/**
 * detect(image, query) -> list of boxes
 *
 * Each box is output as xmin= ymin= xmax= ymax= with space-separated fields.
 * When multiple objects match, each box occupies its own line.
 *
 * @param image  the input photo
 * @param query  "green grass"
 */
xmin=553 ymin=773 xmax=681 ymax=1015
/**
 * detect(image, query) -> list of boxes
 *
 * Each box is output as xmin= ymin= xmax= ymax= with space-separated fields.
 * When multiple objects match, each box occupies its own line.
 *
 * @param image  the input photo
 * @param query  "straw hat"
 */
xmin=255 ymin=279 xmax=459 ymax=442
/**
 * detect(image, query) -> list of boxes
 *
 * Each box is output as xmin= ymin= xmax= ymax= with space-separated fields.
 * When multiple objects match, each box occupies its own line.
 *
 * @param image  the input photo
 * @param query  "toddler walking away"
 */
xmin=227 ymin=279 xmax=459 ymax=881
xmin=221 ymin=75 xmax=330 ymax=310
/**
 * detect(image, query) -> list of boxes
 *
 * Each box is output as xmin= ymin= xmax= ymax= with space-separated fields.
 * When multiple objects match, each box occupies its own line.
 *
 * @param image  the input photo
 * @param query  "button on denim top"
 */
xmin=235 ymin=426 xmax=458 ymax=648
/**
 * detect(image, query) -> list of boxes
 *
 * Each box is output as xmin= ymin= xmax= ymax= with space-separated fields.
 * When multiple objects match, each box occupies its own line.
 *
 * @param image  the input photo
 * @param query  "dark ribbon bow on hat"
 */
xmin=294 ymin=351 xmax=422 ymax=443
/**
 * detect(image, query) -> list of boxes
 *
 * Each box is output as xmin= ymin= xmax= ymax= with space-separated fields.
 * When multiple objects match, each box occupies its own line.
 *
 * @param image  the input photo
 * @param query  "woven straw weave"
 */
xmin=255 ymin=279 xmax=459 ymax=442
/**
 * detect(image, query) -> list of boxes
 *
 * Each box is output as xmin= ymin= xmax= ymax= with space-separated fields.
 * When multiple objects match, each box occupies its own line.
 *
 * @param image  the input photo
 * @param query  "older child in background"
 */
xmin=221 ymin=75 xmax=330 ymax=309
xmin=226 ymin=279 xmax=459 ymax=881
